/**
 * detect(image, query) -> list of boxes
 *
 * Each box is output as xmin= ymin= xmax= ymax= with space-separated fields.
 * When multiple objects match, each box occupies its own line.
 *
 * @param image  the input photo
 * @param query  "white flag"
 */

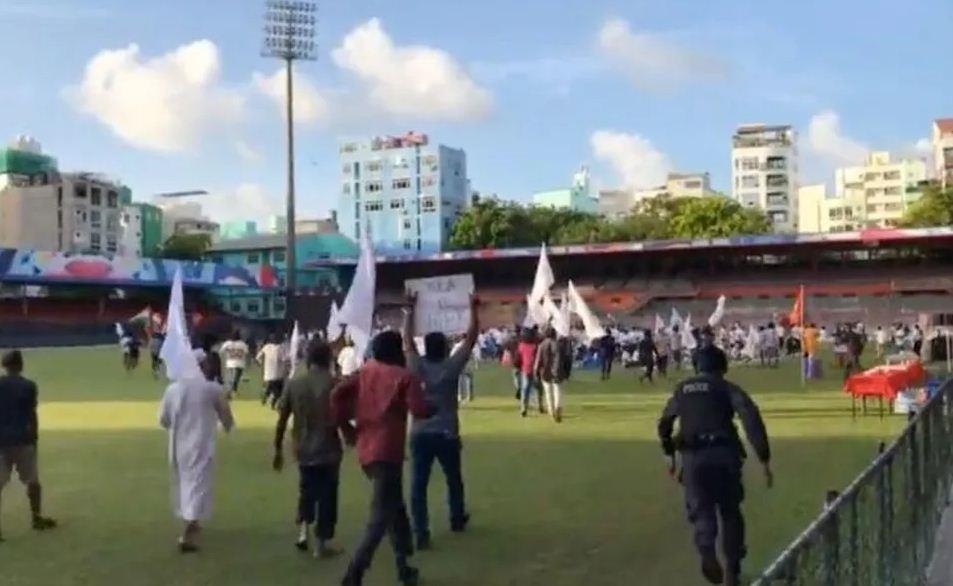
xmin=567 ymin=280 xmax=603 ymax=342
xmin=529 ymin=243 xmax=555 ymax=303
xmin=708 ymin=295 xmax=727 ymax=327
xmin=336 ymin=229 xmax=376 ymax=362
xmin=558 ymin=292 xmax=572 ymax=332
xmin=326 ymin=301 xmax=342 ymax=342
xmin=543 ymin=293 xmax=569 ymax=336
xmin=655 ymin=314 xmax=666 ymax=335
xmin=670 ymin=307 xmax=683 ymax=329
xmin=525 ymin=294 xmax=550 ymax=328
xmin=681 ymin=313 xmax=697 ymax=350
xmin=289 ymin=321 xmax=301 ymax=378
xmin=159 ymin=268 xmax=203 ymax=381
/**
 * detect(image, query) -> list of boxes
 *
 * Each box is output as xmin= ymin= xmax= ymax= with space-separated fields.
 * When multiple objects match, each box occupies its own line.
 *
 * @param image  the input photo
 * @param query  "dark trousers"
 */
xmin=227 ymin=367 xmax=244 ymax=393
xmin=657 ymin=355 xmax=669 ymax=377
xmin=843 ymin=354 xmax=862 ymax=381
xmin=410 ymin=433 xmax=466 ymax=539
xmin=640 ymin=360 xmax=655 ymax=382
xmin=298 ymin=463 xmax=340 ymax=540
xmin=600 ymin=356 xmax=613 ymax=380
xmin=347 ymin=462 xmax=414 ymax=577
xmin=264 ymin=379 xmax=283 ymax=407
xmin=682 ymin=451 xmax=746 ymax=575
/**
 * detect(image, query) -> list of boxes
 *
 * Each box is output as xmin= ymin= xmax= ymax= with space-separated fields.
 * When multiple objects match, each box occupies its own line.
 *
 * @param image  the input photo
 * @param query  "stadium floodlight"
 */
xmin=261 ymin=0 xmax=317 ymax=297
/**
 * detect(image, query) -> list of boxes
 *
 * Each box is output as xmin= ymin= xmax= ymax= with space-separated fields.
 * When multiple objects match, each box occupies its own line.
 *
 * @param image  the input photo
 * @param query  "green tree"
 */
xmin=161 ymin=233 xmax=212 ymax=260
xmin=901 ymin=184 xmax=953 ymax=228
xmin=667 ymin=196 xmax=771 ymax=238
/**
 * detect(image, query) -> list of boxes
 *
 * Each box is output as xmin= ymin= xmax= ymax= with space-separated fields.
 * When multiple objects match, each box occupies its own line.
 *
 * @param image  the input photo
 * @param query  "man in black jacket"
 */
xmin=658 ymin=346 xmax=773 ymax=586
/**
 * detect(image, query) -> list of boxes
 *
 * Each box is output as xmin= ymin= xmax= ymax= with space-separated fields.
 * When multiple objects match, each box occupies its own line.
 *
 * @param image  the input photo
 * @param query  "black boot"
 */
xmin=341 ymin=567 xmax=364 ymax=586
xmin=700 ymin=551 xmax=724 ymax=584
xmin=398 ymin=565 xmax=420 ymax=586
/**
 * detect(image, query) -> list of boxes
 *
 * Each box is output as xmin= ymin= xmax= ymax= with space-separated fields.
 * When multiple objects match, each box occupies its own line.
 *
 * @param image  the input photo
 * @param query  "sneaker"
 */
xmin=31 ymin=517 xmax=57 ymax=531
xmin=416 ymin=534 xmax=432 ymax=551
xmin=450 ymin=514 xmax=470 ymax=533
xmin=520 ymin=409 xmax=527 ymax=418
xmin=398 ymin=566 xmax=420 ymax=586
xmin=554 ymin=408 xmax=563 ymax=423
xmin=701 ymin=552 xmax=725 ymax=584
xmin=295 ymin=539 xmax=309 ymax=552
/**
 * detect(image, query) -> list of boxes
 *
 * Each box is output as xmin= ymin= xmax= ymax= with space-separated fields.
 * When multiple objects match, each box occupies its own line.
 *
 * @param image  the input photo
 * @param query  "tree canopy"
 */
xmin=448 ymin=195 xmax=771 ymax=250
xmin=161 ymin=233 xmax=212 ymax=260
xmin=901 ymin=184 xmax=953 ymax=228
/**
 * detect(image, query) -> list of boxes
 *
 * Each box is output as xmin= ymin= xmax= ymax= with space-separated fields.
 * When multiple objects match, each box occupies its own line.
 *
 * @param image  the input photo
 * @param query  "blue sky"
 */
xmin=0 ymin=0 xmax=950 ymax=222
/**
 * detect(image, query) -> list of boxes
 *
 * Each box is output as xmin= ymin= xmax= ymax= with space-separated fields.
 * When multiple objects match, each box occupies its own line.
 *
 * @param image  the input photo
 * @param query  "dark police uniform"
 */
xmin=657 ymin=349 xmax=771 ymax=583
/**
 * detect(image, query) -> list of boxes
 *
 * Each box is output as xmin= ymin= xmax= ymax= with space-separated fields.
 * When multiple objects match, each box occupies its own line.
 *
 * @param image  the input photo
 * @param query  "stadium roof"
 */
xmin=305 ymin=226 xmax=953 ymax=267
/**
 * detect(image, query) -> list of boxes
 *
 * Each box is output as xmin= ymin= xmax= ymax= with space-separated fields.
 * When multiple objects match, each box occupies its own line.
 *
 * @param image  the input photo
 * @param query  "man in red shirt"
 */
xmin=516 ymin=328 xmax=541 ymax=417
xmin=332 ymin=331 xmax=431 ymax=586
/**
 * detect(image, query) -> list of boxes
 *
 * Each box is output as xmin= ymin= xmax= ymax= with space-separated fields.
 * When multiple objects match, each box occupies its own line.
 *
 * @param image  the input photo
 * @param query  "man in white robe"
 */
xmin=159 ymin=358 xmax=234 ymax=552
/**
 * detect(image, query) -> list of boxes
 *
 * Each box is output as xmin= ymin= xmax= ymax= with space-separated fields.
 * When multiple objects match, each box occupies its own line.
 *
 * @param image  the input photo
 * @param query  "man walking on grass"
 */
xmin=332 ymin=331 xmax=432 ymax=586
xmin=402 ymin=293 xmax=479 ymax=550
xmin=535 ymin=326 xmax=566 ymax=423
xmin=0 ymin=350 xmax=57 ymax=542
xmin=274 ymin=339 xmax=346 ymax=559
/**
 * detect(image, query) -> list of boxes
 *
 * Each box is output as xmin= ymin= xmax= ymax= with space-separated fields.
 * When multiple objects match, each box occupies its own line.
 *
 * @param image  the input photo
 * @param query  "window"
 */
xmin=273 ymin=298 xmax=286 ymax=313
xmin=740 ymin=175 xmax=759 ymax=189
xmin=421 ymin=176 xmax=436 ymax=187
xmin=403 ymin=239 xmax=412 ymax=250
xmin=90 ymin=210 xmax=102 ymax=229
xmin=765 ymin=156 xmax=786 ymax=170
xmin=342 ymin=163 xmax=352 ymax=174
xmin=739 ymin=157 xmax=759 ymax=171
xmin=393 ymin=157 xmax=409 ymax=169
xmin=766 ymin=192 xmax=788 ymax=207
xmin=90 ymin=187 xmax=102 ymax=206
xmin=884 ymin=186 xmax=902 ymax=196
xmin=247 ymin=253 xmax=260 ymax=264
xmin=106 ymin=213 xmax=118 ymax=231
xmin=403 ymin=219 xmax=412 ymax=230
xmin=107 ymin=191 xmax=118 ymax=208
xmin=366 ymin=181 xmax=383 ymax=193
xmin=390 ymin=199 xmax=403 ymax=210
xmin=246 ymin=301 xmax=260 ymax=314
xmin=766 ymin=174 xmax=788 ymax=188
xmin=366 ymin=160 xmax=382 ymax=172
xmin=421 ymin=197 xmax=437 ymax=212
xmin=365 ymin=200 xmax=383 ymax=212
xmin=829 ymin=208 xmax=844 ymax=220
xmin=864 ymin=172 xmax=881 ymax=181
xmin=355 ymin=222 xmax=361 ymax=239
xmin=392 ymin=178 xmax=411 ymax=189
xmin=422 ymin=154 xmax=438 ymax=168
xmin=865 ymin=188 xmax=881 ymax=197
xmin=884 ymin=202 xmax=902 ymax=212
xmin=74 ymin=184 xmax=87 ymax=198
xmin=106 ymin=235 xmax=117 ymax=252
xmin=884 ymin=171 xmax=901 ymax=180
xmin=342 ymin=183 xmax=351 ymax=195
xmin=340 ymin=143 xmax=358 ymax=153
xmin=57 ymin=187 xmax=63 ymax=206
xmin=90 ymin=233 xmax=101 ymax=250
xmin=769 ymin=211 xmax=788 ymax=224
xmin=683 ymin=180 xmax=702 ymax=189
xmin=355 ymin=202 xmax=361 ymax=219
xmin=273 ymin=251 xmax=286 ymax=263
xmin=75 ymin=208 xmax=87 ymax=224
xmin=230 ymin=301 xmax=242 ymax=313
xmin=866 ymin=204 xmax=879 ymax=213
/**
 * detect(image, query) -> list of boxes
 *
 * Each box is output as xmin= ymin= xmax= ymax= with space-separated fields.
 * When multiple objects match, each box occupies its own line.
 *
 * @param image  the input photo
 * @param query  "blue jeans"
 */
xmin=520 ymin=372 xmax=537 ymax=412
xmin=410 ymin=433 xmax=466 ymax=539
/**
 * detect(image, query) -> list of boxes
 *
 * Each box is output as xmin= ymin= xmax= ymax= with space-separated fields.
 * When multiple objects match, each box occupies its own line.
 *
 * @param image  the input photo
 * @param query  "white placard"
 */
xmin=405 ymin=274 xmax=474 ymax=335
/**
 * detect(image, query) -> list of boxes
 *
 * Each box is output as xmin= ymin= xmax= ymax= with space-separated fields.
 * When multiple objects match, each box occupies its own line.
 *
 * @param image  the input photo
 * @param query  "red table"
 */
xmin=844 ymin=361 xmax=926 ymax=417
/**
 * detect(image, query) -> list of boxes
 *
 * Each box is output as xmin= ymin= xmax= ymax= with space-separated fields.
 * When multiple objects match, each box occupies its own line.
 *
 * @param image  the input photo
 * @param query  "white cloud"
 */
xmin=67 ymin=40 xmax=244 ymax=152
xmin=596 ymin=18 xmax=729 ymax=91
xmin=332 ymin=18 xmax=492 ymax=121
xmin=914 ymin=137 xmax=932 ymax=156
xmin=590 ymin=130 xmax=672 ymax=189
xmin=252 ymin=66 xmax=330 ymax=125
xmin=170 ymin=184 xmax=281 ymax=225
xmin=806 ymin=110 xmax=868 ymax=166
xmin=234 ymin=140 xmax=263 ymax=164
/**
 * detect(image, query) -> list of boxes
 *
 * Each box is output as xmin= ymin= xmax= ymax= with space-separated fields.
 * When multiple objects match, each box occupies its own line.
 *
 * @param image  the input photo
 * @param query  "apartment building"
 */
xmin=934 ymin=118 xmax=953 ymax=189
xmin=598 ymin=172 xmax=714 ymax=219
xmin=731 ymin=124 xmax=798 ymax=232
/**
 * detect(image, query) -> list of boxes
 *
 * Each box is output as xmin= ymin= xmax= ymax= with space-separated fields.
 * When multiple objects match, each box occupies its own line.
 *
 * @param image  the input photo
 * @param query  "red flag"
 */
xmin=788 ymin=286 xmax=804 ymax=326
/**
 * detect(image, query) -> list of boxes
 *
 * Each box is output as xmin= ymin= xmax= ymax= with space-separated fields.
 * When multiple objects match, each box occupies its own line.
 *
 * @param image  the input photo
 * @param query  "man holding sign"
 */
xmin=401 ymin=285 xmax=479 ymax=551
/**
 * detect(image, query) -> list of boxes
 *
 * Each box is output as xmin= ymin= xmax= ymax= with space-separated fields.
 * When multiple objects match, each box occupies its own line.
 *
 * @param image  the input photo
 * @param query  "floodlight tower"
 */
xmin=262 ymin=0 xmax=317 ymax=296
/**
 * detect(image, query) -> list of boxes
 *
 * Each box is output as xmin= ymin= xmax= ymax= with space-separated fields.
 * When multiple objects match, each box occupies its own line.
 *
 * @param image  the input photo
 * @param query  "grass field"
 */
xmin=0 ymin=347 xmax=908 ymax=585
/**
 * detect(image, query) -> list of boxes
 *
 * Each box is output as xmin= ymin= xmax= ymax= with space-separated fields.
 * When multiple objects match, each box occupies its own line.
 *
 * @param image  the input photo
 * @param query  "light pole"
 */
xmin=262 ymin=0 xmax=317 ymax=299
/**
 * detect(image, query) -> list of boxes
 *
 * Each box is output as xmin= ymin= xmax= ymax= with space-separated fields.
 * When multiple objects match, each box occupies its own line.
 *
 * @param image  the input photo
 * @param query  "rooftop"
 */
xmin=209 ymin=234 xmax=285 ymax=252
xmin=936 ymin=119 xmax=953 ymax=134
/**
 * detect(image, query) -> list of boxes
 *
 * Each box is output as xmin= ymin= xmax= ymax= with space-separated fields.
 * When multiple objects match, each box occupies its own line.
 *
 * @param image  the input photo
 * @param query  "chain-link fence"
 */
xmin=754 ymin=379 xmax=953 ymax=586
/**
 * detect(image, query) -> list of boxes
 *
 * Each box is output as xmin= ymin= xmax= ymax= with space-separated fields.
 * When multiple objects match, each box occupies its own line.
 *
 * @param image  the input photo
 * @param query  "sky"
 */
xmin=0 ymin=0 xmax=951 ymax=223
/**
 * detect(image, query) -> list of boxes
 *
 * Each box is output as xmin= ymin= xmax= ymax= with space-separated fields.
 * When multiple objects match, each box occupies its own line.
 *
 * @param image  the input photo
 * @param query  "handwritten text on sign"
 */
xmin=404 ymin=274 xmax=474 ymax=335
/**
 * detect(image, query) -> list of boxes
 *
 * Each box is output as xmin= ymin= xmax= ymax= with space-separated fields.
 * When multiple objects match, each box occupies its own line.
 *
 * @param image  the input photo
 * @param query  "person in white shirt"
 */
xmin=761 ymin=323 xmax=780 ymax=368
xmin=336 ymin=336 xmax=359 ymax=377
xmin=875 ymin=326 xmax=889 ymax=359
xmin=256 ymin=334 xmax=286 ymax=409
xmin=219 ymin=331 xmax=249 ymax=396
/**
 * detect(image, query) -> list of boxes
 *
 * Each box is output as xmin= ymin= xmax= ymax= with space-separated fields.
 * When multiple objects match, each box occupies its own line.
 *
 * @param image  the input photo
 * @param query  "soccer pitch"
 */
xmin=0 ymin=347 xmax=905 ymax=585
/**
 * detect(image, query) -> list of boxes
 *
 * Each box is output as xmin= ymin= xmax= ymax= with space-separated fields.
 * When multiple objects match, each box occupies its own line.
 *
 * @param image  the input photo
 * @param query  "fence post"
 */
xmin=909 ymin=417 xmax=922 ymax=571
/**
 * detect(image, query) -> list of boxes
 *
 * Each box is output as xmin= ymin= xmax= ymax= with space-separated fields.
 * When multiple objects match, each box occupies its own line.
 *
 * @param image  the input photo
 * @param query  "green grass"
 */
xmin=0 ymin=347 xmax=908 ymax=585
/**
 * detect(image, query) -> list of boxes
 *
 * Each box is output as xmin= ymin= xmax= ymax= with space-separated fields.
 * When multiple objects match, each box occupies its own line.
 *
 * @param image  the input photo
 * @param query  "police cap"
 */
xmin=695 ymin=346 xmax=728 ymax=374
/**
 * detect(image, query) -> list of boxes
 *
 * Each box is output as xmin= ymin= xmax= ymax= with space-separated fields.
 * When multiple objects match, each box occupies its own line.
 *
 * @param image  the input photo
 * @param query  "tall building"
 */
xmin=532 ymin=166 xmax=597 ymax=213
xmin=154 ymin=199 xmax=220 ymax=241
xmin=119 ymin=203 xmax=163 ymax=257
xmin=0 ymin=138 xmax=137 ymax=255
xmin=598 ymin=172 xmax=714 ymax=219
xmin=934 ymin=118 xmax=953 ymax=189
xmin=337 ymin=132 xmax=468 ymax=253
xmin=798 ymin=152 xmax=927 ymax=233
xmin=731 ymin=124 xmax=798 ymax=232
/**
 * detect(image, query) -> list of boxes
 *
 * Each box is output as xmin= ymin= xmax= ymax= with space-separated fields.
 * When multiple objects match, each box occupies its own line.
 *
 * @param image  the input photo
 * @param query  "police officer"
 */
xmin=658 ymin=345 xmax=773 ymax=586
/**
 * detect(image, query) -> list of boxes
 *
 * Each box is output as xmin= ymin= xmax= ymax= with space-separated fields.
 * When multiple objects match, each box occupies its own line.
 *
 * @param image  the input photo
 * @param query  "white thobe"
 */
xmin=159 ymin=378 xmax=234 ymax=522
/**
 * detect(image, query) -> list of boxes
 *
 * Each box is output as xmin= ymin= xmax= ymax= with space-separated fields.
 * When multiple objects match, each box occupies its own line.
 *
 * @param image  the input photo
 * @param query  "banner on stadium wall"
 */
xmin=0 ymin=248 xmax=276 ymax=289
xmin=405 ymin=273 xmax=474 ymax=335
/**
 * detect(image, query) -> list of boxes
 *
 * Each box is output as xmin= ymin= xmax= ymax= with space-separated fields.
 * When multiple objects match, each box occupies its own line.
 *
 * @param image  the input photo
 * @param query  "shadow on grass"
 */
xmin=0 ymin=428 xmax=895 ymax=586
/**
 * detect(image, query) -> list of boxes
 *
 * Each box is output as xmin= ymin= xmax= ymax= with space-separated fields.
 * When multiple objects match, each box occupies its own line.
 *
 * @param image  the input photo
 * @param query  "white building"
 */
xmin=119 ymin=205 xmax=142 ymax=256
xmin=934 ymin=118 xmax=953 ymax=189
xmin=153 ymin=199 xmax=219 ymax=241
xmin=798 ymin=152 xmax=927 ymax=233
xmin=731 ymin=124 xmax=798 ymax=232
xmin=598 ymin=172 xmax=715 ymax=219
